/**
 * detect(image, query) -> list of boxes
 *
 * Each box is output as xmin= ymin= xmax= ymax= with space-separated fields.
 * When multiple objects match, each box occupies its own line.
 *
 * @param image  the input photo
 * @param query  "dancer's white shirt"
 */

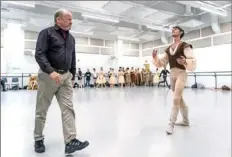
xmin=152 ymin=45 xmax=196 ymax=71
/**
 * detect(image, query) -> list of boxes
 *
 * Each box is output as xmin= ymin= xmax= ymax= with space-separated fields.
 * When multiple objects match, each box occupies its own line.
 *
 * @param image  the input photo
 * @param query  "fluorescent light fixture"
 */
xmin=200 ymin=6 xmax=227 ymax=17
xmin=147 ymin=25 xmax=171 ymax=32
xmin=2 ymin=1 xmax=35 ymax=7
xmin=70 ymin=31 xmax=93 ymax=35
xmin=117 ymin=36 xmax=139 ymax=42
xmin=197 ymin=1 xmax=225 ymax=11
xmin=1 ymin=21 xmax=26 ymax=27
xmin=196 ymin=1 xmax=227 ymax=16
xmin=24 ymin=39 xmax=36 ymax=42
xmin=82 ymin=14 xmax=119 ymax=23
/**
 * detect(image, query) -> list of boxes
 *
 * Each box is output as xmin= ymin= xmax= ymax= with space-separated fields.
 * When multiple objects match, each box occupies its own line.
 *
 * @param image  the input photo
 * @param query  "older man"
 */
xmin=34 ymin=9 xmax=89 ymax=154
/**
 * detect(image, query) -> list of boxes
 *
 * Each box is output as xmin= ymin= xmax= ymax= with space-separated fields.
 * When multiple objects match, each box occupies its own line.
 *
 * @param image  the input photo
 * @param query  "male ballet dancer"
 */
xmin=152 ymin=26 xmax=196 ymax=134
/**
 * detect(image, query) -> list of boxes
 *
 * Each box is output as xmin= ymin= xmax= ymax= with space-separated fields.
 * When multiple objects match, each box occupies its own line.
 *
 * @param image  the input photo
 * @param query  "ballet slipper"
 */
xmin=166 ymin=106 xmax=179 ymax=135
xmin=175 ymin=106 xmax=189 ymax=126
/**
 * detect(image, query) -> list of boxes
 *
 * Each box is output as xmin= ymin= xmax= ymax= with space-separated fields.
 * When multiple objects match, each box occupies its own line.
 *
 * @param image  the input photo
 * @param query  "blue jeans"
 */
xmin=85 ymin=80 xmax=90 ymax=87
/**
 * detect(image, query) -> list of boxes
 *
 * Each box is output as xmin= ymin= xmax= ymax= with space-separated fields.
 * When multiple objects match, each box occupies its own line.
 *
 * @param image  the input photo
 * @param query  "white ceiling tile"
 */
xmin=76 ymin=1 xmax=109 ymax=11
xmin=179 ymin=19 xmax=204 ymax=27
xmin=91 ymin=25 xmax=116 ymax=32
xmin=102 ymin=1 xmax=133 ymax=14
xmin=110 ymin=30 xmax=136 ymax=37
xmin=139 ymin=33 xmax=158 ymax=41
xmin=96 ymin=25 xmax=116 ymax=31
xmin=29 ymin=18 xmax=51 ymax=27
xmin=72 ymin=24 xmax=95 ymax=32
xmin=122 ymin=6 xmax=157 ymax=18
xmin=209 ymin=1 xmax=231 ymax=7
xmin=82 ymin=21 xmax=116 ymax=32
xmin=117 ymin=27 xmax=138 ymax=33
xmin=145 ymin=12 xmax=174 ymax=22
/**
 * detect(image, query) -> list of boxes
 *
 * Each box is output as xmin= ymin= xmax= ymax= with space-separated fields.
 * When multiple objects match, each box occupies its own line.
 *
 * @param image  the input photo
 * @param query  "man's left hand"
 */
xmin=177 ymin=56 xmax=186 ymax=65
xmin=72 ymin=80 xmax=75 ymax=86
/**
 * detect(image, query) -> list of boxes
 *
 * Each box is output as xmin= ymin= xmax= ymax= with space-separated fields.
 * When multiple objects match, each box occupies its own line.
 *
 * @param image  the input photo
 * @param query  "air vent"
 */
xmin=184 ymin=5 xmax=193 ymax=16
xmin=179 ymin=19 xmax=204 ymax=28
xmin=1 ymin=7 xmax=10 ymax=12
xmin=150 ymin=29 xmax=159 ymax=33
xmin=184 ymin=12 xmax=193 ymax=16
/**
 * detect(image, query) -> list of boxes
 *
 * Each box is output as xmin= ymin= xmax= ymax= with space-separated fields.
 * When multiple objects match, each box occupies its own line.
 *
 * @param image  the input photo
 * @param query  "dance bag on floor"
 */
xmin=191 ymin=83 xmax=205 ymax=89
xmin=11 ymin=85 xmax=20 ymax=90
xmin=222 ymin=85 xmax=230 ymax=90
xmin=197 ymin=83 xmax=205 ymax=89
xmin=73 ymin=83 xmax=78 ymax=88
xmin=191 ymin=83 xmax=197 ymax=88
xmin=105 ymin=81 xmax=110 ymax=87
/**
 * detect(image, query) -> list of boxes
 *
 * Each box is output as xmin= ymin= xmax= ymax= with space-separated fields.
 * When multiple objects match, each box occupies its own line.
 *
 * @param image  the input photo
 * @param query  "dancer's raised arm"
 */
xmin=152 ymin=49 xmax=169 ymax=68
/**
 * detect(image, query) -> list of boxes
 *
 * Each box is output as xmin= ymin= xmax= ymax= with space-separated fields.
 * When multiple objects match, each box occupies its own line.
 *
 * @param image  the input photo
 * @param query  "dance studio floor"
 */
xmin=1 ymin=87 xmax=231 ymax=157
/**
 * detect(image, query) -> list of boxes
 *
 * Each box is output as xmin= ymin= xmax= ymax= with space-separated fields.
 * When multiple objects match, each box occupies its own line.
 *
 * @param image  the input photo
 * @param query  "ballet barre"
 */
xmin=187 ymin=71 xmax=232 ymax=89
xmin=1 ymin=71 xmax=231 ymax=89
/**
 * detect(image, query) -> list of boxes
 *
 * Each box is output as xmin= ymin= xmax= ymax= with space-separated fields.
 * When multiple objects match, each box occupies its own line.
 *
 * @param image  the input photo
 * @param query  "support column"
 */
xmin=211 ymin=14 xmax=221 ymax=34
xmin=161 ymin=31 xmax=168 ymax=44
xmin=115 ymin=39 xmax=123 ymax=67
xmin=139 ymin=43 xmax=143 ymax=67
xmin=4 ymin=23 xmax=24 ymax=73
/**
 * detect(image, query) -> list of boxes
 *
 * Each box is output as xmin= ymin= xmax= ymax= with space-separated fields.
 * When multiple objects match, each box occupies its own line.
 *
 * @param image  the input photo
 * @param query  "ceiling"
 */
xmin=1 ymin=1 xmax=231 ymax=42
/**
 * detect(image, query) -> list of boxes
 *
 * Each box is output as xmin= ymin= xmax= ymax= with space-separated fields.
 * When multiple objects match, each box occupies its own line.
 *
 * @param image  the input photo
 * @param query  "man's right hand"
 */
xmin=152 ymin=49 xmax=158 ymax=58
xmin=49 ymin=71 xmax=61 ymax=84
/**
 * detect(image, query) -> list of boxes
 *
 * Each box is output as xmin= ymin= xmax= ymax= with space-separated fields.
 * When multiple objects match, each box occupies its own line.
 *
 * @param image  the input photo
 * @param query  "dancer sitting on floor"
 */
xmin=28 ymin=75 xmax=38 ymax=90
xmin=152 ymin=26 xmax=196 ymax=135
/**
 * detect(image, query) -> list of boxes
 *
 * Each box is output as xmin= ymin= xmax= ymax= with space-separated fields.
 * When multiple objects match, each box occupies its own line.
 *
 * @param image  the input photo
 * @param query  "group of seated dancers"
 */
xmin=0 ymin=74 xmax=39 ymax=91
xmin=27 ymin=74 xmax=38 ymax=90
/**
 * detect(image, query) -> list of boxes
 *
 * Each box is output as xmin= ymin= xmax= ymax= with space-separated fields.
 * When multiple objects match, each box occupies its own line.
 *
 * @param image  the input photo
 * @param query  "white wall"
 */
xmin=76 ymin=54 xmax=114 ymax=71
xmin=145 ymin=43 xmax=232 ymax=88
xmin=1 ymin=24 xmax=25 ymax=74
xmin=1 ymin=25 xmax=231 ymax=88
xmin=186 ymin=43 xmax=231 ymax=88
xmin=1 ymin=50 xmax=143 ymax=74
xmin=194 ymin=44 xmax=231 ymax=72
xmin=1 ymin=28 xmax=144 ymax=74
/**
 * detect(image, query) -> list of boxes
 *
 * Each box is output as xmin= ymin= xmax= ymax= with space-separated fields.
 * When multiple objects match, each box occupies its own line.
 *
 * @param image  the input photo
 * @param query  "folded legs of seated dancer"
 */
xmin=152 ymin=26 xmax=196 ymax=135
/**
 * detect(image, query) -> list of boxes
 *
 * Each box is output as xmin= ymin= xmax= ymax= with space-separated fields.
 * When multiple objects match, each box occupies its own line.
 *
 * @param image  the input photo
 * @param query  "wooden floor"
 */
xmin=1 ymin=87 xmax=231 ymax=157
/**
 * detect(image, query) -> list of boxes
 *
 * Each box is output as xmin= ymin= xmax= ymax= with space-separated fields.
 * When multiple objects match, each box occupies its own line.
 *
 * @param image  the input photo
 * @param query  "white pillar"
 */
xmin=4 ymin=23 xmax=24 ymax=73
xmin=115 ymin=39 xmax=123 ymax=67
xmin=139 ymin=43 xmax=143 ymax=67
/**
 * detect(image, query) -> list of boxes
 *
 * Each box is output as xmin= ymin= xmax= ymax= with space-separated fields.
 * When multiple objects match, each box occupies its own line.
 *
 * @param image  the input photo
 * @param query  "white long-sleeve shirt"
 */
xmin=153 ymin=44 xmax=196 ymax=71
